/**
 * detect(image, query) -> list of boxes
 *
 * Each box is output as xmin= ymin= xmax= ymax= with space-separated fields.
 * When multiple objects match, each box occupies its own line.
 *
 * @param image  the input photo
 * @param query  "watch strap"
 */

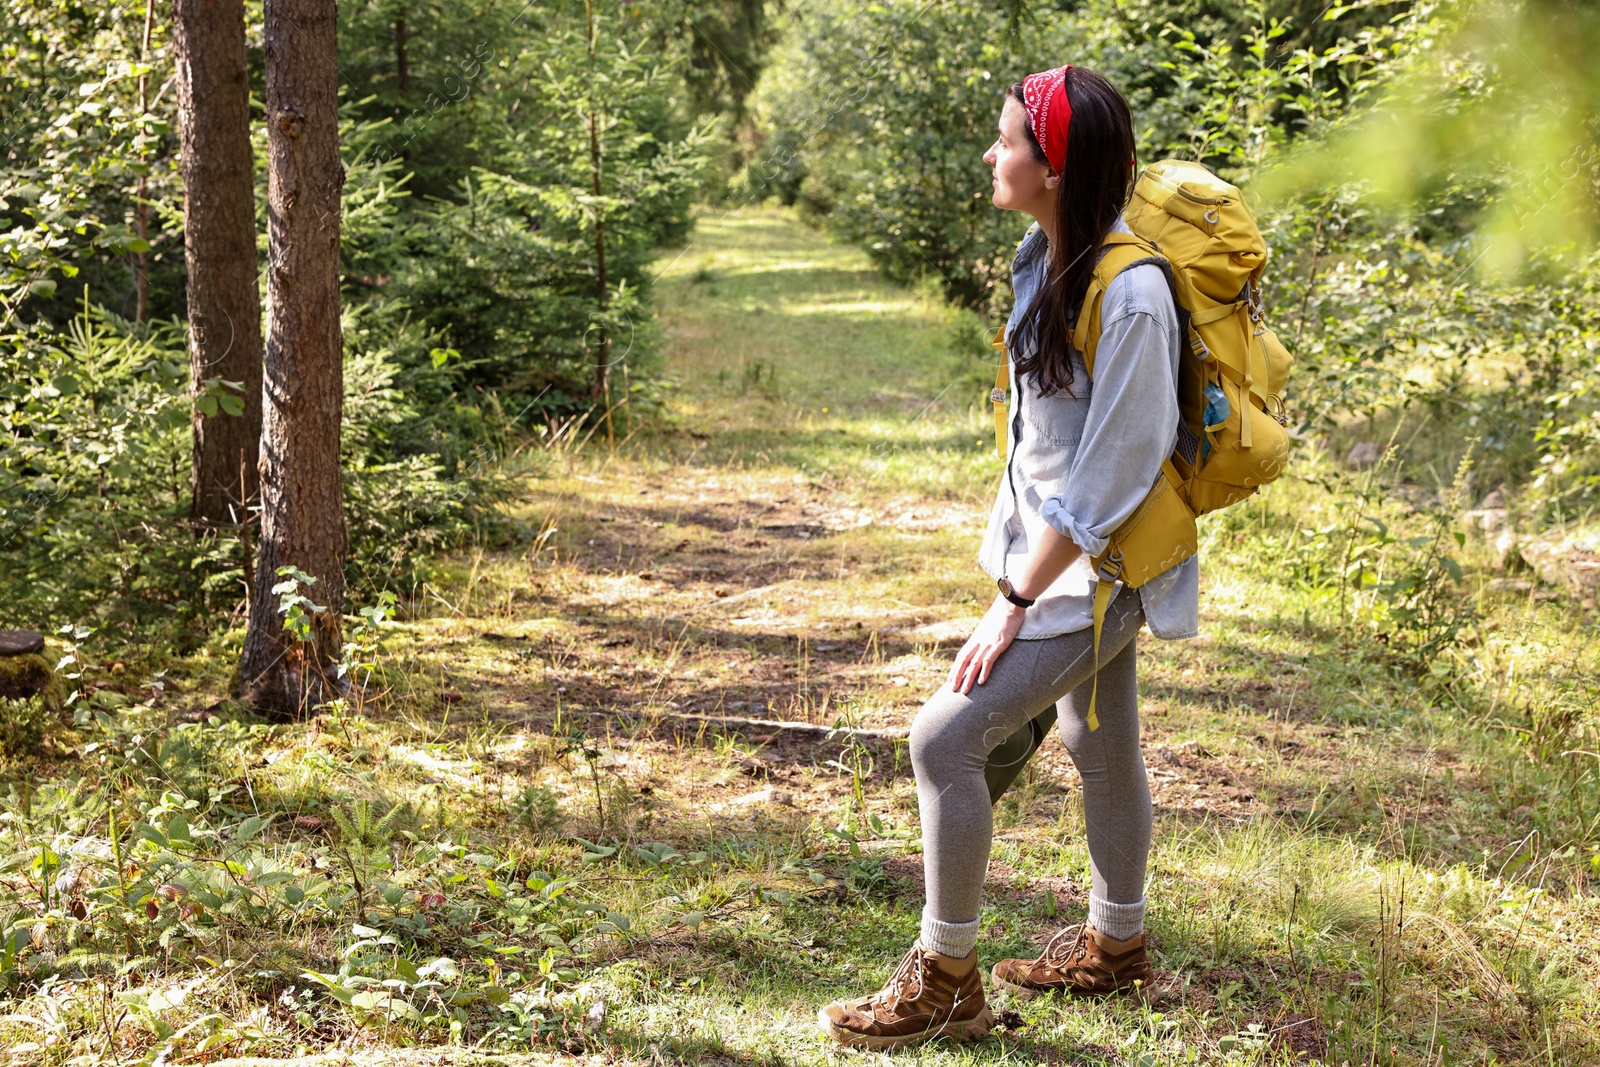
xmin=998 ymin=576 xmax=1035 ymax=609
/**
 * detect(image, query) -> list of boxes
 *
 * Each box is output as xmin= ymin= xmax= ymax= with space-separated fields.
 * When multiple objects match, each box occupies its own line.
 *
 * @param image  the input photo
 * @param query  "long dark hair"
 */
xmin=1009 ymin=68 xmax=1137 ymax=397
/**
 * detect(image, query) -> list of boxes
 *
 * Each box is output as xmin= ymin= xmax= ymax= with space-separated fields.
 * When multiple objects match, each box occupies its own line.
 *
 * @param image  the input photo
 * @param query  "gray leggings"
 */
xmin=908 ymin=586 xmax=1151 ymax=925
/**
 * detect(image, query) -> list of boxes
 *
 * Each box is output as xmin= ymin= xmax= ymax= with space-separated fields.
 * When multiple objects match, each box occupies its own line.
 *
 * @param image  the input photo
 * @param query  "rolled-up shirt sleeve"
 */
xmin=1039 ymin=289 xmax=1180 ymax=558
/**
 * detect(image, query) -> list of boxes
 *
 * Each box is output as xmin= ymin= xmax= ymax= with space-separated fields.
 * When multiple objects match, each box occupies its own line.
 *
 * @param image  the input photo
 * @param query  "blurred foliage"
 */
xmin=1264 ymin=0 xmax=1600 ymax=277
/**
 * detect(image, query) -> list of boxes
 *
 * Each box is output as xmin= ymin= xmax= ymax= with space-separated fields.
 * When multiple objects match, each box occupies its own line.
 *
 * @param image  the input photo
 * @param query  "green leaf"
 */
xmin=218 ymin=393 xmax=245 ymax=416
xmin=196 ymin=395 xmax=218 ymax=418
xmin=236 ymin=814 xmax=272 ymax=843
xmin=575 ymin=837 xmax=617 ymax=863
xmin=349 ymin=991 xmax=420 ymax=1021
xmin=28 ymin=279 xmax=57 ymax=299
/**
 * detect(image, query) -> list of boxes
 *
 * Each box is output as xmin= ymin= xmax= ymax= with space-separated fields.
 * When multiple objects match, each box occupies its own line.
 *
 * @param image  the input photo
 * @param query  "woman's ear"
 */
xmin=1045 ymin=169 xmax=1061 ymax=189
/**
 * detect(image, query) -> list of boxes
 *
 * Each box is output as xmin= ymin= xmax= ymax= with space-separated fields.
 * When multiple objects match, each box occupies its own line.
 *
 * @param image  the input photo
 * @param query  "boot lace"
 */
xmin=1039 ymin=923 xmax=1091 ymax=971
xmin=870 ymin=943 xmax=932 ymax=1011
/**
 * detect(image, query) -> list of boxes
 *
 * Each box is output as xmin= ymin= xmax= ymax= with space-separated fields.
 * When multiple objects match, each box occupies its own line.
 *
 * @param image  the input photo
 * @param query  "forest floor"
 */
xmin=6 ymin=207 xmax=1598 ymax=1066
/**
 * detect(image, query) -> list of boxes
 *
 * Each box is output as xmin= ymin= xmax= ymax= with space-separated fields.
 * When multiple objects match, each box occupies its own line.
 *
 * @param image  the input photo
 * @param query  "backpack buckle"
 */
xmin=1096 ymin=549 xmax=1124 ymax=583
xmin=1190 ymin=333 xmax=1211 ymax=360
xmin=990 ymin=388 xmax=1007 ymax=404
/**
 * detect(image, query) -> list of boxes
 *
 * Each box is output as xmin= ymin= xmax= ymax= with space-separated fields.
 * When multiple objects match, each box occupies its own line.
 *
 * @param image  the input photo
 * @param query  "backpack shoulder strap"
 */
xmin=1071 ymin=233 xmax=1174 ymax=379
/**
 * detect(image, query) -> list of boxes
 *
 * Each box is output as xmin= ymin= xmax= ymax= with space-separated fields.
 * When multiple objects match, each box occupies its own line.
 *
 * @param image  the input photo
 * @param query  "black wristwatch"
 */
xmin=997 ymin=576 xmax=1035 ymax=609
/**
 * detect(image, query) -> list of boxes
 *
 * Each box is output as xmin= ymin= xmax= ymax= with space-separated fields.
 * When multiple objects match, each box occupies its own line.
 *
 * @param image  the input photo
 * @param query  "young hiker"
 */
xmin=818 ymin=65 xmax=1198 ymax=1050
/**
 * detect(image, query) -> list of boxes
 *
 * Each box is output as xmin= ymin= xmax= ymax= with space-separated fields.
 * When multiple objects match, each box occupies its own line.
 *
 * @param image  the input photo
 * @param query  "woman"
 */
xmin=818 ymin=65 xmax=1197 ymax=1050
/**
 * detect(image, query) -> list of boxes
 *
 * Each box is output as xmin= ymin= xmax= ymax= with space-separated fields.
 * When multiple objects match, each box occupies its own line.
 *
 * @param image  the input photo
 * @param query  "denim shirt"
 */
xmin=978 ymin=217 xmax=1201 ymax=641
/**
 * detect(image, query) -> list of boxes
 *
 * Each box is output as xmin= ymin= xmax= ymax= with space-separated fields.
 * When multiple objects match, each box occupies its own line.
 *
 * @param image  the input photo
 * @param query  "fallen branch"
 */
xmin=584 ymin=707 xmax=909 ymax=741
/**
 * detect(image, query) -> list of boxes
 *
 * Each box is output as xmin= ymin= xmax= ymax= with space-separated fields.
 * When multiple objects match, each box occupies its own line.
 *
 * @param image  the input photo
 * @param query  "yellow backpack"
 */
xmin=990 ymin=159 xmax=1294 ymax=728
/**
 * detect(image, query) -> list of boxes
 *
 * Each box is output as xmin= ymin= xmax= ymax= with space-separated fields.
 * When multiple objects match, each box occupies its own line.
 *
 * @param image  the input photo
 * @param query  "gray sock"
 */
xmin=1089 ymin=894 xmax=1145 ymax=941
xmin=919 ymin=909 xmax=980 ymax=958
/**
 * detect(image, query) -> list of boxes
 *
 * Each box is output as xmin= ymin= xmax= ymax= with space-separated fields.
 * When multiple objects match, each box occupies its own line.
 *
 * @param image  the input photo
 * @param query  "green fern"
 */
xmin=329 ymin=799 xmax=400 ymax=851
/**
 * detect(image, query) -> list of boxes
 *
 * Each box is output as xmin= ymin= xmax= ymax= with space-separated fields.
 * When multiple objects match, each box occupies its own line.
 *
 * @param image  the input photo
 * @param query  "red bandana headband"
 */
xmin=1022 ymin=65 xmax=1073 ymax=174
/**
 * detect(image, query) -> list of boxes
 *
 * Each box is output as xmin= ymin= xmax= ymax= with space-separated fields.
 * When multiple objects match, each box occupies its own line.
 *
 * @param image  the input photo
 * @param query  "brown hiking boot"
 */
xmin=818 ymin=941 xmax=994 ymax=1050
xmin=991 ymin=923 xmax=1155 ymax=1000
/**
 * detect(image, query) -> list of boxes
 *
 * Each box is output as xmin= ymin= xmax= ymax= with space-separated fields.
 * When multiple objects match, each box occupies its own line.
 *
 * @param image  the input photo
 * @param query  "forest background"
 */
xmin=2 ymin=0 xmax=1599 ymax=1063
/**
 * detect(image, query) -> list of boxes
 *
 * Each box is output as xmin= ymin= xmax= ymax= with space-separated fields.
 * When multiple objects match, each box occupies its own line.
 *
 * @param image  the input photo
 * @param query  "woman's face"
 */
xmin=983 ymin=95 xmax=1056 ymax=216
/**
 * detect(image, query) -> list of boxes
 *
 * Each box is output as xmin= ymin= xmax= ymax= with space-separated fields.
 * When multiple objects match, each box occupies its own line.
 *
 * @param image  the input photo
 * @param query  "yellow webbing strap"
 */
xmin=1086 ymin=576 xmax=1116 ymax=732
xmin=1187 ymin=300 xmax=1244 ymax=326
xmin=991 ymin=326 xmax=1009 ymax=459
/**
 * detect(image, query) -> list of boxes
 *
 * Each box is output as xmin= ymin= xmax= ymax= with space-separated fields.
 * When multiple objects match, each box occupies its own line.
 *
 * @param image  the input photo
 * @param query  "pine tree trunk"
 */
xmin=173 ymin=0 xmax=264 ymax=528
xmin=239 ymin=0 xmax=347 ymax=721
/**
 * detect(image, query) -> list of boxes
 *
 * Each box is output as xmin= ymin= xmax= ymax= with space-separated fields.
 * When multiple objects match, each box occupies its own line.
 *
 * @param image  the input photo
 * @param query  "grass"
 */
xmin=0 ymin=205 xmax=1597 ymax=1066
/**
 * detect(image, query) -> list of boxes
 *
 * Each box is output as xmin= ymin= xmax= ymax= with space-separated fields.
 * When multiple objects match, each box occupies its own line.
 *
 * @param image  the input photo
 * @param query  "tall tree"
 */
xmin=172 ymin=0 xmax=265 ymax=528
xmin=239 ymin=0 xmax=348 ymax=719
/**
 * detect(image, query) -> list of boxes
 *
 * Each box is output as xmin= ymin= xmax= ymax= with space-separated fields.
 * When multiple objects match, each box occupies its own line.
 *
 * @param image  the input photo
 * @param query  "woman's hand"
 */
xmin=948 ymin=596 xmax=1027 ymax=695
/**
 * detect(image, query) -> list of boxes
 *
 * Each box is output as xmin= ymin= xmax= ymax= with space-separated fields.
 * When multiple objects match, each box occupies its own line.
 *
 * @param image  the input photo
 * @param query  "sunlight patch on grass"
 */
xmin=778 ymin=298 xmax=919 ymax=315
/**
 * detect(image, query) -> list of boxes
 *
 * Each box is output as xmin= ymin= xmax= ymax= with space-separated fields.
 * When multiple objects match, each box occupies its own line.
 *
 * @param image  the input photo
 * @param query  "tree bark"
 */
xmin=239 ymin=0 xmax=348 ymax=721
xmin=174 ymin=0 xmax=264 ymax=527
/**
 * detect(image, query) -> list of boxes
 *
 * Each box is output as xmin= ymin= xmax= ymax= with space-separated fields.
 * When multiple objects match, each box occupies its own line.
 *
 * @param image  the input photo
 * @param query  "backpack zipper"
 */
xmin=1173 ymin=185 xmax=1228 ymax=206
